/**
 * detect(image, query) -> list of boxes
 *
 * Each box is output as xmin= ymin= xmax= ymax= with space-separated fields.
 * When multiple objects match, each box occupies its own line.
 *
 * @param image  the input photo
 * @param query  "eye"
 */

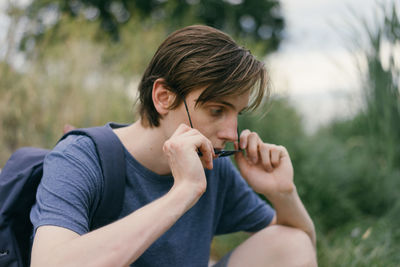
xmin=210 ymin=107 xmax=224 ymax=117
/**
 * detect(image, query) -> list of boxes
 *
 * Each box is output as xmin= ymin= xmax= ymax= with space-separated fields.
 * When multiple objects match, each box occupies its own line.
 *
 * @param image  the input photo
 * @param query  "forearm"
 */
xmin=31 ymin=183 xmax=200 ymax=267
xmin=266 ymin=187 xmax=316 ymax=247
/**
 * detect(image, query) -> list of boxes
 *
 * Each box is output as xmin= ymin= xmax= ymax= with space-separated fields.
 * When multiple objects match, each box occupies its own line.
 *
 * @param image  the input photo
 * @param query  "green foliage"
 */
xmin=360 ymin=3 xmax=400 ymax=171
xmin=309 ymin=1 xmax=400 ymax=264
xmin=21 ymin=0 xmax=284 ymax=54
xmin=0 ymin=16 xmax=154 ymax=165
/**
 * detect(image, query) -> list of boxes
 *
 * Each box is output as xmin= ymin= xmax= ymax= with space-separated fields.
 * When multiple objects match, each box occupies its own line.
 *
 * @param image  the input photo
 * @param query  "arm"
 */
xmin=234 ymin=130 xmax=316 ymax=247
xmin=31 ymin=183 xmax=201 ymax=267
xmin=31 ymin=124 xmax=214 ymax=266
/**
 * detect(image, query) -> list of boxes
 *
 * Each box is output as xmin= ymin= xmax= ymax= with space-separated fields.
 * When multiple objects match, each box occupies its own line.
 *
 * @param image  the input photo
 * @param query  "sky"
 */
xmin=0 ymin=0 xmax=392 ymax=132
xmin=268 ymin=0 xmax=383 ymax=132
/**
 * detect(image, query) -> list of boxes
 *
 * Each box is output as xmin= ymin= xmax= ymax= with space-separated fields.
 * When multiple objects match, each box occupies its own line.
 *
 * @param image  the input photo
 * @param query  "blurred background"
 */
xmin=1 ymin=0 xmax=399 ymax=265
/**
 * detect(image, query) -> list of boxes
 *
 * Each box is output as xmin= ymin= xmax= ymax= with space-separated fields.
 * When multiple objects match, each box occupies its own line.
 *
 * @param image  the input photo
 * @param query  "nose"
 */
xmin=217 ymin=116 xmax=238 ymax=142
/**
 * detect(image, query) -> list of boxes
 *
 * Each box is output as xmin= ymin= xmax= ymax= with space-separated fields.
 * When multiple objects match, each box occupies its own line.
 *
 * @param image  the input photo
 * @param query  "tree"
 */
xmin=21 ymin=0 xmax=284 ymax=54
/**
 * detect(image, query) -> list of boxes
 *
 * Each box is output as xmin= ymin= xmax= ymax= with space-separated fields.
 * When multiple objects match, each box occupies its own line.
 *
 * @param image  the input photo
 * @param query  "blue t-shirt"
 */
xmin=30 ymin=134 xmax=275 ymax=266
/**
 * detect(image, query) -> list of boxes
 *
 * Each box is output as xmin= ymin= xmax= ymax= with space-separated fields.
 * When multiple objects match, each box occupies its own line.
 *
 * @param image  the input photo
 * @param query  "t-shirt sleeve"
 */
xmin=215 ymin=158 xmax=275 ymax=235
xmin=30 ymin=135 xmax=103 ymax=235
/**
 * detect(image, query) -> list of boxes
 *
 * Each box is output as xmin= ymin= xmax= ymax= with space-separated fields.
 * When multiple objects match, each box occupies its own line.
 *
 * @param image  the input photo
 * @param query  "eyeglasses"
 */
xmin=182 ymin=98 xmax=243 ymax=158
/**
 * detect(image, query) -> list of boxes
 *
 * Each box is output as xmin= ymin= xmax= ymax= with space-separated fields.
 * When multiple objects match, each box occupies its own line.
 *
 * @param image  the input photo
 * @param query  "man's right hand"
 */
xmin=162 ymin=124 xmax=215 ymax=200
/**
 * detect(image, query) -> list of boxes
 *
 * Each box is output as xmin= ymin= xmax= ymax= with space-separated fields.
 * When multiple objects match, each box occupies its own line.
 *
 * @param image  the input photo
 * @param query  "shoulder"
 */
xmin=31 ymin=135 xmax=104 ymax=235
xmin=54 ymin=134 xmax=97 ymax=156
xmin=48 ymin=135 xmax=100 ymax=169
xmin=43 ymin=134 xmax=103 ymax=193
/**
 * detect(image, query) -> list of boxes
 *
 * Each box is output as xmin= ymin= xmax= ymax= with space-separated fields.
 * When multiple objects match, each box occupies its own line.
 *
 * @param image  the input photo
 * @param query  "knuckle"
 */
xmin=240 ymin=129 xmax=251 ymax=137
xmin=177 ymin=123 xmax=187 ymax=131
xmin=250 ymin=132 xmax=261 ymax=142
xmin=279 ymin=145 xmax=288 ymax=152
xmin=249 ymin=132 xmax=257 ymax=138
xmin=270 ymin=146 xmax=278 ymax=153
xmin=190 ymin=128 xmax=201 ymax=136
xmin=163 ymin=141 xmax=171 ymax=153
xmin=261 ymin=143 xmax=269 ymax=151
xmin=164 ymin=140 xmax=179 ymax=152
xmin=242 ymin=129 xmax=251 ymax=134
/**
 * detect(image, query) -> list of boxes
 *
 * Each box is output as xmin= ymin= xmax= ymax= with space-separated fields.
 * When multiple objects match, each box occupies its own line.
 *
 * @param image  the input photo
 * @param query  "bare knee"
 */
xmin=262 ymin=225 xmax=317 ymax=267
xmin=228 ymin=225 xmax=317 ymax=267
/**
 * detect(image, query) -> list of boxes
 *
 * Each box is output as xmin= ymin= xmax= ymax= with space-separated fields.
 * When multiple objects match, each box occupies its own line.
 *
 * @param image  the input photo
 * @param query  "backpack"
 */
xmin=0 ymin=123 xmax=127 ymax=267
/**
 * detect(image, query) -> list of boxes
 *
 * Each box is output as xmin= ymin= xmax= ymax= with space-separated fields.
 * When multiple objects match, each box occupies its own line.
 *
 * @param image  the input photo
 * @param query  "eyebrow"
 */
xmin=215 ymin=100 xmax=248 ymax=113
xmin=194 ymin=97 xmax=248 ymax=113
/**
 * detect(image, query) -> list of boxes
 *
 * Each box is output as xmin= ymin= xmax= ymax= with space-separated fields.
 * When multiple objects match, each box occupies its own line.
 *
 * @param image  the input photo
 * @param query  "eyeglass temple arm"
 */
xmin=183 ymin=98 xmax=203 ymax=156
xmin=182 ymin=98 xmax=194 ymax=128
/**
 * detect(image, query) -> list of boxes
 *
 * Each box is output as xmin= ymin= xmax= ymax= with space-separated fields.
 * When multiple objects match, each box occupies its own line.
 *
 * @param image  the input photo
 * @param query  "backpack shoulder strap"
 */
xmin=60 ymin=122 xmax=127 ymax=229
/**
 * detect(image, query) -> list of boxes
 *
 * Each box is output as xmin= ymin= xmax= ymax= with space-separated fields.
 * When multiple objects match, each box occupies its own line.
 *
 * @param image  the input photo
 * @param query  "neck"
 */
xmin=113 ymin=120 xmax=172 ymax=175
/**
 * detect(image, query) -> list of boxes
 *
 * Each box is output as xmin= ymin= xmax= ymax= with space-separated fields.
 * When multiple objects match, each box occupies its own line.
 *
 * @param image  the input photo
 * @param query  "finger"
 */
xmin=260 ymin=143 xmax=273 ymax=172
xmin=239 ymin=129 xmax=251 ymax=149
xmin=193 ymin=135 xmax=214 ymax=170
xmin=184 ymin=129 xmax=215 ymax=159
xmin=234 ymin=148 xmax=251 ymax=175
xmin=173 ymin=123 xmax=193 ymax=136
xmin=270 ymin=146 xmax=282 ymax=168
xmin=246 ymin=132 xmax=260 ymax=164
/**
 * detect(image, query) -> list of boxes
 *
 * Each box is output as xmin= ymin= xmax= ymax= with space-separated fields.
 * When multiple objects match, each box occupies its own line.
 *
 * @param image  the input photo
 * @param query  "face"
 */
xmin=165 ymin=88 xmax=250 ymax=150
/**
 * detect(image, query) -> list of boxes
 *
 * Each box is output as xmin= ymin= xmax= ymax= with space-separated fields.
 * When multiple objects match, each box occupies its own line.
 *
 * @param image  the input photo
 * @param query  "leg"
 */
xmin=226 ymin=225 xmax=317 ymax=267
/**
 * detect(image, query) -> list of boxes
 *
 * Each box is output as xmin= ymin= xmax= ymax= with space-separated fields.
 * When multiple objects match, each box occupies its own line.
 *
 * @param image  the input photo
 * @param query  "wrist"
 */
xmin=267 ymin=186 xmax=316 ymax=247
xmin=169 ymin=180 xmax=206 ymax=210
xmin=264 ymin=185 xmax=298 ymax=206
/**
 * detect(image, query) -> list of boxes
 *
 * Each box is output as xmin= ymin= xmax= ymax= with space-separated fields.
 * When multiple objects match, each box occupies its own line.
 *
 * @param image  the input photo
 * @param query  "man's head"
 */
xmin=138 ymin=25 xmax=269 ymax=127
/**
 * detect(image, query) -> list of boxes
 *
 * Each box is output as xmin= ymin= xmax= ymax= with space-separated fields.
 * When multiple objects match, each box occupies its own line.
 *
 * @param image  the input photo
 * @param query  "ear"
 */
xmin=152 ymin=78 xmax=176 ymax=115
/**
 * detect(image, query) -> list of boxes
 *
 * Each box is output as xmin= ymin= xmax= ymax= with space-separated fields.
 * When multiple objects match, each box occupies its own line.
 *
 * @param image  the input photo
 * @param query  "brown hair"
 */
xmin=138 ymin=25 xmax=269 ymax=127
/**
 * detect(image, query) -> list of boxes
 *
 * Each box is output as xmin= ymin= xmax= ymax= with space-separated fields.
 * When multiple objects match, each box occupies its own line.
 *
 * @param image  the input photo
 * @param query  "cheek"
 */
xmin=193 ymin=121 xmax=215 ymax=138
xmin=163 ymin=109 xmax=189 ymax=133
xmin=203 ymin=126 xmax=223 ymax=142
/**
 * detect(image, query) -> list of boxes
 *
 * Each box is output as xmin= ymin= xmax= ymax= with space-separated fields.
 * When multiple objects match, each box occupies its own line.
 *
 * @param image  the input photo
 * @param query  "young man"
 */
xmin=30 ymin=25 xmax=317 ymax=266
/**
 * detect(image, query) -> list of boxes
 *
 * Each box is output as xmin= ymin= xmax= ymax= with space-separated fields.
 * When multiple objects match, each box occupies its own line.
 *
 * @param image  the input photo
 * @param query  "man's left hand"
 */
xmin=234 ymin=130 xmax=294 ymax=198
